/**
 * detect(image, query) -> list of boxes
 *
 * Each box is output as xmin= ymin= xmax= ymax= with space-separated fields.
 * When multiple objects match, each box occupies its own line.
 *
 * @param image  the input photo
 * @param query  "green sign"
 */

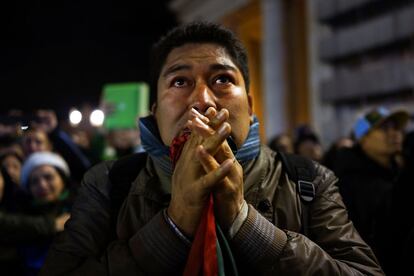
xmin=102 ymin=82 xmax=149 ymax=129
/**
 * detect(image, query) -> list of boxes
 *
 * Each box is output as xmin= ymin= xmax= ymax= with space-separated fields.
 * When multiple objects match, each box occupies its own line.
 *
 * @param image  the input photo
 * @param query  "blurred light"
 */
xmin=69 ymin=110 xmax=82 ymax=125
xmin=21 ymin=125 xmax=29 ymax=131
xmin=90 ymin=109 xmax=104 ymax=127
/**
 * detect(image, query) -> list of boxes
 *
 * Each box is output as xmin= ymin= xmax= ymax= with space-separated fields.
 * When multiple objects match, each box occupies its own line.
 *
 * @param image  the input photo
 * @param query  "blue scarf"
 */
xmin=139 ymin=115 xmax=260 ymax=176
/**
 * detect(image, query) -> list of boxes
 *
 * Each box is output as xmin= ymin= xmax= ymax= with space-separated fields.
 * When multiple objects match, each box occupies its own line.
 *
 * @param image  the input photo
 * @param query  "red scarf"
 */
xmin=170 ymin=134 xmax=219 ymax=276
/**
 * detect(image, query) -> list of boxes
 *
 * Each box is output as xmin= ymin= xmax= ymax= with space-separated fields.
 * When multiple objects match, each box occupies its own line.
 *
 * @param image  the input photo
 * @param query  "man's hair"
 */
xmin=150 ymin=21 xmax=250 ymax=105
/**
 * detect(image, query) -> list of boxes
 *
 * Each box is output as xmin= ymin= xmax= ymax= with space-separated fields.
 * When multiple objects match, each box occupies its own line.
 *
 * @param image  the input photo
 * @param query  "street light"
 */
xmin=69 ymin=109 xmax=82 ymax=125
xmin=90 ymin=109 xmax=104 ymax=127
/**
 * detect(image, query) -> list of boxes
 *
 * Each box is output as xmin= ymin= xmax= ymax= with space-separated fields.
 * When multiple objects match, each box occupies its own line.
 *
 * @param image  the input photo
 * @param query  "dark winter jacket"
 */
xmin=332 ymin=146 xmax=400 ymax=272
xmin=19 ymin=189 xmax=74 ymax=276
xmin=41 ymin=146 xmax=383 ymax=275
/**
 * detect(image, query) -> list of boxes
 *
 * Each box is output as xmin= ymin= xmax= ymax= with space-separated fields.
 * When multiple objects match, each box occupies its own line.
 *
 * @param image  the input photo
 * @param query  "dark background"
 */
xmin=0 ymin=0 xmax=177 ymax=119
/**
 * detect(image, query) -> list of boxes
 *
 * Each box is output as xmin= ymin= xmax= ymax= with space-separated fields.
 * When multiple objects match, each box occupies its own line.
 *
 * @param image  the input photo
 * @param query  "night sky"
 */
xmin=0 ymin=0 xmax=177 ymax=119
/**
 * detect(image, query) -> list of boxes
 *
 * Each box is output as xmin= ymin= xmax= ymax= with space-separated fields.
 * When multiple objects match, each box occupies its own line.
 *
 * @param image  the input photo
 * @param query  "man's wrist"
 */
xmin=163 ymin=209 xmax=192 ymax=245
xmin=228 ymin=200 xmax=248 ymax=238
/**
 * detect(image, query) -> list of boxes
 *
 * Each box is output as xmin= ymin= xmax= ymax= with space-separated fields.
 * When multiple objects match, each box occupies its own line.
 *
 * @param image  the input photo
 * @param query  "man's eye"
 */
xmin=171 ymin=78 xmax=187 ymax=87
xmin=215 ymin=75 xmax=232 ymax=85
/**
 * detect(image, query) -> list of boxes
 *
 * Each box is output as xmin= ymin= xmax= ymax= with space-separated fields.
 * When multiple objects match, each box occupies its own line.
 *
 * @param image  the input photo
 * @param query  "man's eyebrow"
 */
xmin=162 ymin=64 xmax=192 ymax=78
xmin=210 ymin=64 xmax=238 ymax=72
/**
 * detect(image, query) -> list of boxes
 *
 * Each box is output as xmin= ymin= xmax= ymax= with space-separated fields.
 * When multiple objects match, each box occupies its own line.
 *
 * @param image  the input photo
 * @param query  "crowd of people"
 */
xmin=0 ymin=21 xmax=412 ymax=275
xmin=268 ymin=107 xmax=414 ymax=275
xmin=0 ymin=110 xmax=143 ymax=275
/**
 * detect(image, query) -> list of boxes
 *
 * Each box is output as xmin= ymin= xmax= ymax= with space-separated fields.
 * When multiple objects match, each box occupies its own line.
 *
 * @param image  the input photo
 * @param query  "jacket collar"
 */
xmin=139 ymin=115 xmax=261 ymax=176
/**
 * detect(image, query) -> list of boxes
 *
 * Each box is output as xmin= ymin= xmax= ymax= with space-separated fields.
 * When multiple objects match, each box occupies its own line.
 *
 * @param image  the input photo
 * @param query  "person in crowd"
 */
xmin=332 ymin=107 xmax=409 ymax=274
xmin=268 ymin=133 xmax=294 ymax=154
xmin=21 ymin=128 xmax=52 ymax=157
xmin=0 ymin=166 xmax=69 ymax=275
xmin=0 ymin=148 xmax=26 ymax=212
xmin=322 ymin=135 xmax=354 ymax=170
xmin=0 ymin=148 xmax=24 ymax=186
xmin=293 ymin=124 xmax=323 ymax=162
xmin=41 ymin=22 xmax=383 ymax=275
xmin=17 ymin=151 xmax=73 ymax=275
xmin=386 ymin=129 xmax=414 ymax=275
xmin=0 ymin=112 xmax=24 ymax=152
xmin=105 ymin=128 xmax=144 ymax=159
xmin=0 ymin=168 xmax=24 ymax=275
xmin=21 ymin=110 xmax=91 ymax=185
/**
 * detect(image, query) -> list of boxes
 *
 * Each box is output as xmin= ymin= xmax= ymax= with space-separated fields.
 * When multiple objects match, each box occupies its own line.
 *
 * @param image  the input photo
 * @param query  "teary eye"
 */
xmin=215 ymin=75 xmax=232 ymax=84
xmin=171 ymin=77 xmax=187 ymax=87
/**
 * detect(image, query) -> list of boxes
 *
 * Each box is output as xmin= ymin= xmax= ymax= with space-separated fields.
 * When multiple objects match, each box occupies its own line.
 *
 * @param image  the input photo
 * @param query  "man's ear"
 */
xmin=151 ymin=103 xmax=157 ymax=116
xmin=248 ymin=94 xmax=254 ymax=123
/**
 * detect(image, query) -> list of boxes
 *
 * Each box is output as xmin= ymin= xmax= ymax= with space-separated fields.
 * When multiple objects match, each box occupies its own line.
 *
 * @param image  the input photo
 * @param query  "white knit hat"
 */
xmin=20 ymin=152 xmax=70 ymax=189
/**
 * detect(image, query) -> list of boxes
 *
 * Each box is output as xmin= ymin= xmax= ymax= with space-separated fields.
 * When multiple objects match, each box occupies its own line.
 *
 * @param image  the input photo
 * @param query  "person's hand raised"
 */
xmin=167 ymin=108 xmax=233 ymax=237
xmin=54 ymin=212 xmax=70 ymax=232
xmin=189 ymin=107 xmax=244 ymax=230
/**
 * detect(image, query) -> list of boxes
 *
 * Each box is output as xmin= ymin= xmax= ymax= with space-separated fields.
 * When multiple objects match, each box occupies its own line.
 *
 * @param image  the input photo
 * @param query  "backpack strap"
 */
xmin=278 ymin=151 xmax=317 ymax=236
xmin=108 ymin=152 xmax=148 ymax=230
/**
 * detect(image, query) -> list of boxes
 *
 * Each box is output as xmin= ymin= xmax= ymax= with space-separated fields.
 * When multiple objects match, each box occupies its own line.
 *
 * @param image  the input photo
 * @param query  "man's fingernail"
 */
xmin=194 ymin=117 xmax=207 ymax=127
xmin=191 ymin=108 xmax=209 ymax=123
xmin=216 ymin=110 xmax=226 ymax=120
xmin=205 ymin=108 xmax=214 ymax=116
xmin=218 ymin=124 xmax=229 ymax=136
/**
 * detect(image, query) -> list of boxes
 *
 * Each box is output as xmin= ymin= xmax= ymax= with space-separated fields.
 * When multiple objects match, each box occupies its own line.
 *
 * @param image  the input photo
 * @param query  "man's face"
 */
xmin=361 ymin=120 xmax=405 ymax=157
xmin=154 ymin=43 xmax=252 ymax=148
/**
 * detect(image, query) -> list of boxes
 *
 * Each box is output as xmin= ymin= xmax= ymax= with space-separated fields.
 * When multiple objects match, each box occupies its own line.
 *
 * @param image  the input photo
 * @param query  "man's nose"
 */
xmin=190 ymin=83 xmax=216 ymax=114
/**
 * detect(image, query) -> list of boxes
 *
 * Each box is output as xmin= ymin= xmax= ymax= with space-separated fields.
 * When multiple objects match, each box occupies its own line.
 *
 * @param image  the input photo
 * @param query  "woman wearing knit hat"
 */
xmin=0 ymin=158 xmax=71 ymax=275
xmin=21 ymin=151 xmax=71 ymax=204
xmin=18 ymin=151 xmax=73 ymax=275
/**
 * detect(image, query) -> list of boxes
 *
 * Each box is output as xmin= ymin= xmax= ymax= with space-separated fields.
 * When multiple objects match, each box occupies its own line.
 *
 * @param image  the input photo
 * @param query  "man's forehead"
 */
xmin=162 ymin=43 xmax=237 ymax=72
xmin=162 ymin=63 xmax=238 ymax=79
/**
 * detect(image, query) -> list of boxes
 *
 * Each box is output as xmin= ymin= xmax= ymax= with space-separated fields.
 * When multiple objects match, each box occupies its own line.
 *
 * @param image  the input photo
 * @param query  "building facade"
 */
xmin=169 ymin=0 xmax=414 ymax=146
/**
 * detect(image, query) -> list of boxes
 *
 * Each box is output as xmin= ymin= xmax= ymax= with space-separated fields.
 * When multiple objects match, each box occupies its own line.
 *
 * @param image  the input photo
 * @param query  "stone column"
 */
xmin=261 ymin=0 xmax=288 ymax=140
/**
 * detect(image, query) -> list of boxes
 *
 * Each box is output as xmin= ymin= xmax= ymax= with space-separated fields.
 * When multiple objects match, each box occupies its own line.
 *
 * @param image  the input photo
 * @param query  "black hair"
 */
xmin=149 ymin=21 xmax=250 ymax=106
xmin=268 ymin=133 xmax=293 ymax=153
